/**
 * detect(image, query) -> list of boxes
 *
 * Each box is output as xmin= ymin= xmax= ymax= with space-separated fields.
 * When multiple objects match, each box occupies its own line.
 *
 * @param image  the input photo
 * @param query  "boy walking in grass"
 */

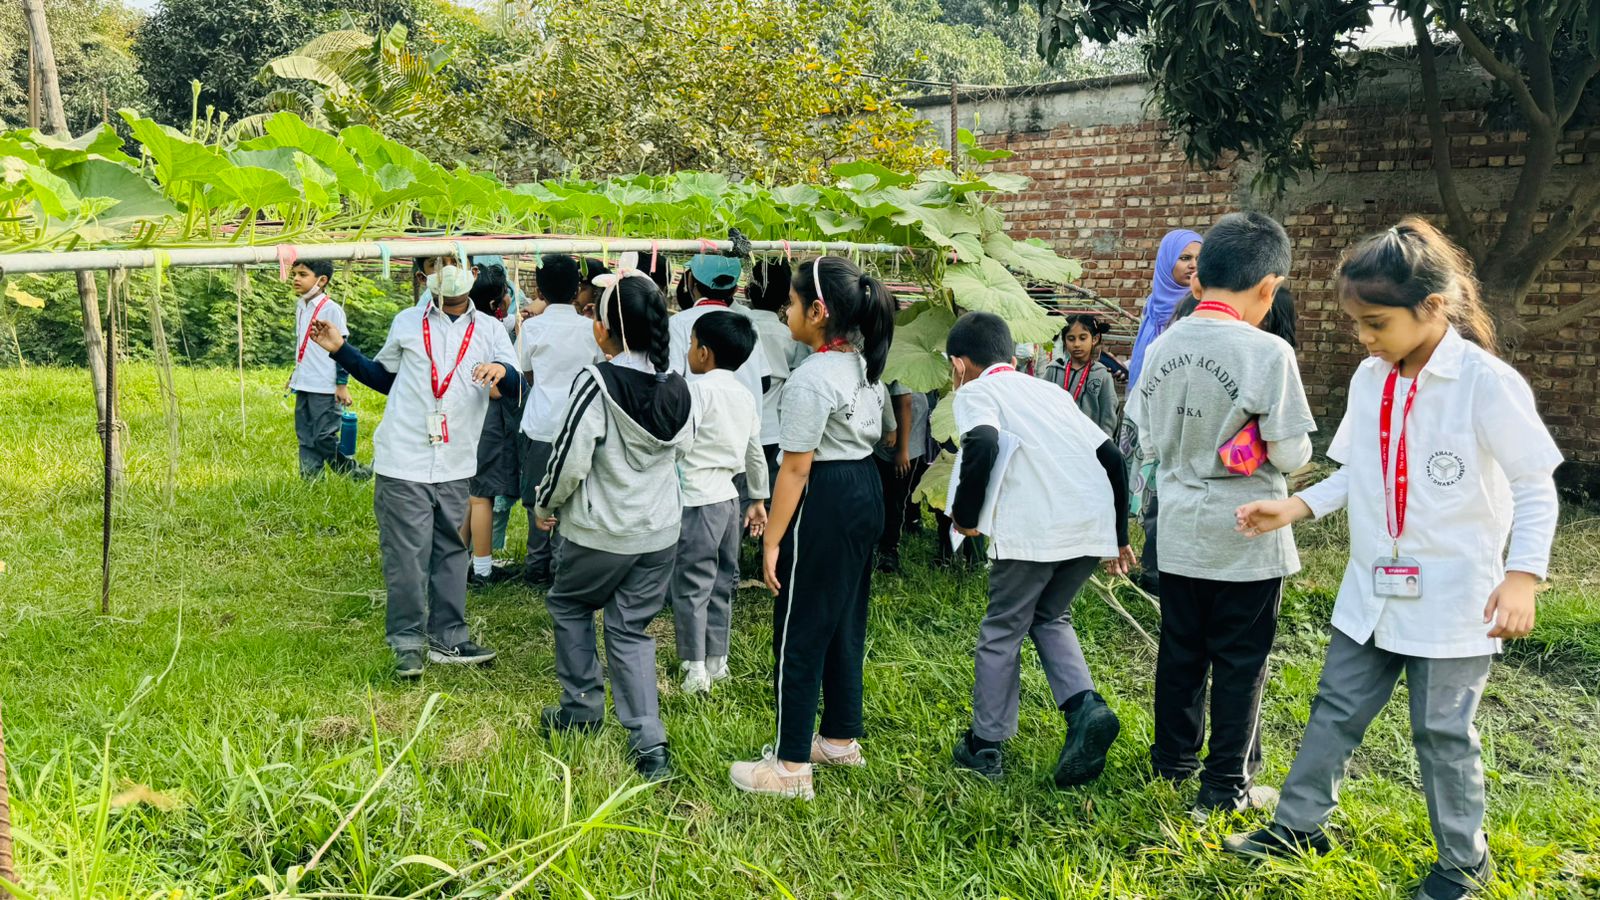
xmin=287 ymin=260 xmax=366 ymax=480
xmin=942 ymin=311 xmax=1134 ymax=787
xmin=671 ymin=311 xmax=769 ymax=694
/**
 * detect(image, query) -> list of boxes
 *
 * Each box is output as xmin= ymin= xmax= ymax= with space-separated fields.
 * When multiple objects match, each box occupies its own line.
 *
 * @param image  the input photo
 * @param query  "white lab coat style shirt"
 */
xmin=517 ymin=304 xmax=606 ymax=442
xmin=1297 ymin=328 xmax=1562 ymax=658
xmin=669 ymin=301 xmax=772 ymax=411
xmin=371 ymin=304 xmax=519 ymax=483
xmin=679 ymin=369 xmax=770 ymax=508
xmin=735 ymin=306 xmax=812 ymax=446
xmin=952 ymin=365 xmax=1120 ymax=563
xmin=287 ymin=293 xmax=348 ymax=394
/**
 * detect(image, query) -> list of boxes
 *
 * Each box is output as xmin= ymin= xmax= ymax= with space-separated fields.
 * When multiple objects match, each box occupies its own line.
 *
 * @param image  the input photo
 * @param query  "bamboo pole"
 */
xmin=101 ymin=271 xmax=119 ymax=615
xmin=0 ymin=696 xmax=14 ymax=887
xmin=0 ymin=238 xmax=912 ymax=276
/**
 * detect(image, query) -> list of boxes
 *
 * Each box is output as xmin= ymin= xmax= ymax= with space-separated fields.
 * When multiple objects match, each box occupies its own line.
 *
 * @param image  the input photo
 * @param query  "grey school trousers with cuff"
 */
xmin=519 ymin=436 xmax=563 ymax=578
xmin=295 ymin=390 xmax=341 ymax=479
xmin=374 ymin=475 xmax=471 ymax=652
xmin=670 ymin=499 xmax=740 ymax=662
xmin=1275 ymin=630 xmax=1493 ymax=883
xmin=973 ymin=556 xmax=1101 ymax=742
xmin=546 ymin=541 xmax=676 ymax=752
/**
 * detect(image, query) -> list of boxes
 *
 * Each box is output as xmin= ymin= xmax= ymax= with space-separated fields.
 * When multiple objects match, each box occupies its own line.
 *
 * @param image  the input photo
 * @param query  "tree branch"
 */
xmin=1449 ymin=18 xmax=1551 ymax=129
xmin=1414 ymin=19 xmax=1478 ymax=257
xmin=1557 ymin=56 xmax=1600 ymax=127
xmin=1523 ymin=19 xmax=1557 ymax=116
xmin=1510 ymin=153 xmax=1600 ymax=292
xmin=1523 ymin=290 xmax=1600 ymax=338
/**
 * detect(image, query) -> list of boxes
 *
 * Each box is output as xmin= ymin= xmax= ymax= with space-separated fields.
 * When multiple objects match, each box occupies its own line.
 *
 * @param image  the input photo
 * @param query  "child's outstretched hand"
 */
xmin=309 ymin=320 xmax=345 ymax=353
xmin=1235 ymin=497 xmax=1312 ymax=537
xmin=1484 ymin=571 xmax=1538 ymax=639
xmin=744 ymin=501 xmax=768 ymax=538
xmin=1104 ymin=545 xmax=1136 ymax=576
xmin=472 ymin=362 xmax=506 ymax=388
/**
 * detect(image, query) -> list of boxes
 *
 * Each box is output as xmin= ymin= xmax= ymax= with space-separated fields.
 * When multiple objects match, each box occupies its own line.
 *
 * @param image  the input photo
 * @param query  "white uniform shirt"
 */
xmin=1297 ymin=328 xmax=1562 ymax=658
xmin=952 ymin=365 xmax=1120 ymax=563
xmin=371 ymin=304 xmax=519 ymax=483
xmin=517 ymin=304 xmax=606 ymax=442
xmin=287 ymin=293 xmax=348 ymax=394
xmin=669 ymin=301 xmax=772 ymax=412
xmin=680 ymin=369 xmax=769 ymax=508
xmin=734 ymin=307 xmax=813 ymax=446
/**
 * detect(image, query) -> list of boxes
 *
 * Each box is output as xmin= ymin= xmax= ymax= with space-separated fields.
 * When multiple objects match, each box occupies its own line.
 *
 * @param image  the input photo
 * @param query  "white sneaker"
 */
xmin=680 ymin=660 xmax=711 ymax=695
xmin=707 ymin=655 xmax=730 ymax=683
xmin=810 ymin=734 xmax=865 ymax=767
xmin=729 ymin=747 xmax=814 ymax=800
xmin=1190 ymin=784 xmax=1280 ymax=826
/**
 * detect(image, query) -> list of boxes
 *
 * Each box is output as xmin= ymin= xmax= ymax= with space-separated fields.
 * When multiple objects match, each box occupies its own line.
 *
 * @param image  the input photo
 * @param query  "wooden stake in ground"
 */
xmin=102 ymin=271 xmax=120 ymax=615
xmin=0 ymin=696 xmax=15 ymax=886
xmin=20 ymin=0 xmax=123 ymax=488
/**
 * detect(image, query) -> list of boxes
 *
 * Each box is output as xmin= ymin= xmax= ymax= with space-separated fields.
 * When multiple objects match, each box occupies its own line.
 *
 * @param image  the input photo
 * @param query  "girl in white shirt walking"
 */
xmin=1223 ymin=218 xmax=1562 ymax=900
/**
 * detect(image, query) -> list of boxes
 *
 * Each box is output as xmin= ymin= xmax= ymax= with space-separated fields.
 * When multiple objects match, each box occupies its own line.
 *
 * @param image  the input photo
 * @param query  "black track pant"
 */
xmin=771 ymin=458 xmax=883 ymax=763
xmin=1150 ymin=571 xmax=1283 ymax=807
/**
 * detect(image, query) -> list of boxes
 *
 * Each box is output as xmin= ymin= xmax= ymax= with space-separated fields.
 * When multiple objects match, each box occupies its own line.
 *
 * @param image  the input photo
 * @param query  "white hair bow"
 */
xmin=591 ymin=251 xmax=657 ymax=352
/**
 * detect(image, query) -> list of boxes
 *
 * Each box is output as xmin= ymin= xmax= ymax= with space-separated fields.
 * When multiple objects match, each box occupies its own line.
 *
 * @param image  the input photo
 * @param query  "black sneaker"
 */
xmin=1192 ymin=784 xmax=1280 ymax=825
xmin=874 ymin=552 xmax=901 ymax=575
xmin=523 ymin=569 xmax=553 ymax=589
xmin=952 ymin=737 xmax=1004 ymax=781
xmin=428 ymin=640 xmax=497 ymax=665
xmin=468 ymin=567 xmax=518 ymax=588
xmin=1054 ymin=692 xmax=1121 ymax=788
xmin=633 ymin=744 xmax=672 ymax=781
xmin=1413 ymin=856 xmax=1493 ymax=900
xmin=1222 ymin=822 xmax=1332 ymax=860
xmin=395 ymin=648 xmax=426 ymax=679
xmin=540 ymin=706 xmax=602 ymax=735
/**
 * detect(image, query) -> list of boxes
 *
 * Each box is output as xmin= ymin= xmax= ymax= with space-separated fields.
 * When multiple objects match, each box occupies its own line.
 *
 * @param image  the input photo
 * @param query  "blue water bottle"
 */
xmin=339 ymin=410 xmax=359 ymax=457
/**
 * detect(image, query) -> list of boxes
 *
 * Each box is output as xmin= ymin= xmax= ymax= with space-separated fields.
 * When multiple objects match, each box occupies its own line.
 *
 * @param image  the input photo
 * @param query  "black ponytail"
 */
xmin=1337 ymin=216 xmax=1498 ymax=353
xmin=792 ymin=255 xmax=897 ymax=384
xmin=601 ymin=276 xmax=673 ymax=375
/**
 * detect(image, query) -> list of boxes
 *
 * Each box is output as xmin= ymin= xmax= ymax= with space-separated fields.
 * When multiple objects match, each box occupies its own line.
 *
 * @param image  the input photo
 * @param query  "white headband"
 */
xmin=591 ymin=251 xmax=657 ymax=352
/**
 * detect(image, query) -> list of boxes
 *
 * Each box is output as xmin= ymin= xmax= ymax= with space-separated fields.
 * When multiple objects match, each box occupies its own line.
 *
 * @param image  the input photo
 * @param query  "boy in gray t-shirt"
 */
xmin=1125 ymin=212 xmax=1314 ymax=820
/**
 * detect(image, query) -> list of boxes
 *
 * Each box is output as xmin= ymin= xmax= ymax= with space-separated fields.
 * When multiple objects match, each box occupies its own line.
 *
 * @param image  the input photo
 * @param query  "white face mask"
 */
xmin=951 ymin=358 xmax=968 ymax=390
xmin=426 ymin=264 xmax=474 ymax=300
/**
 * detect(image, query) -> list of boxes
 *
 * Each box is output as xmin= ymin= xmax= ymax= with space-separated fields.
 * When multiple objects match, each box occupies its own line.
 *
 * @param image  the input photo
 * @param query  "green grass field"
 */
xmin=2 ymin=365 xmax=1598 ymax=899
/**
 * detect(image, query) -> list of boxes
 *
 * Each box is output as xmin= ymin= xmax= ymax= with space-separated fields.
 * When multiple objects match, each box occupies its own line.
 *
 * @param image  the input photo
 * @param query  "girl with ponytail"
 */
xmin=1224 ymin=218 xmax=1562 ymax=900
xmin=531 ymin=253 xmax=694 ymax=783
xmin=730 ymin=255 xmax=898 ymax=800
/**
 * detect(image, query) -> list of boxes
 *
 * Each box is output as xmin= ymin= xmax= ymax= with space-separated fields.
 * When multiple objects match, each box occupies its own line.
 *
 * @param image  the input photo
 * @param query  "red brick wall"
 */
xmin=973 ymin=94 xmax=1600 ymax=468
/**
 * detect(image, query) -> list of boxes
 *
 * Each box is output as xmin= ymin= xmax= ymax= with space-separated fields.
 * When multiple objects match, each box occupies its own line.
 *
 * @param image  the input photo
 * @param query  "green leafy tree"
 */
xmin=245 ymin=24 xmax=452 ymax=136
xmin=1003 ymin=0 xmax=1600 ymax=347
xmin=134 ymin=0 xmax=416 ymax=126
xmin=0 ymin=0 xmax=149 ymax=135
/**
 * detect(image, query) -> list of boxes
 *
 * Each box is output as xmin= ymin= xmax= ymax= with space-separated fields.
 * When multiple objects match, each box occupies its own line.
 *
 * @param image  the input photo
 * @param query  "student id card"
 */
xmin=426 ymin=411 xmax=449 ymax=445
xmin=1372 ymin=558 xmax=1422 ymax=599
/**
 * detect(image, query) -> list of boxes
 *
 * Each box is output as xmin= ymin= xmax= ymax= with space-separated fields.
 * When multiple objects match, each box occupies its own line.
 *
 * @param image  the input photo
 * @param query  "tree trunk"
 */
xmin=20 ymin=0 xmax=124 ymax=485
xmin=1480 ymin=277 xmax=1528 ymax=352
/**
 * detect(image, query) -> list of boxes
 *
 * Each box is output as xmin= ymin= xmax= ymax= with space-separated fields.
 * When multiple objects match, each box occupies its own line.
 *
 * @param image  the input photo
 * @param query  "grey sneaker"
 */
xmin=1191 ymin=784 xmax=1280 ymax=826
xmin=428 ymin=639 xmax=497 ymax=665
xmin=952 ymin=736 xmax=1003 ymax=781
xmin=1223 ymin=822 xmax=1332 ymax=859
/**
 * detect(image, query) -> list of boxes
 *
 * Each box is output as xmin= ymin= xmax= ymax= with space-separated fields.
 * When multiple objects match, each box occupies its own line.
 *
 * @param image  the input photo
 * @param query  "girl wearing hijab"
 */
xmin=1121 ymin=229 xmax=1202 ymax=594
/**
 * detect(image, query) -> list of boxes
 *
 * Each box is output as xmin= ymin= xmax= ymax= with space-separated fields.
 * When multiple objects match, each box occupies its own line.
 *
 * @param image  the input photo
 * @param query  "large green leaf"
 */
xmin=911 ymin=450 xmax=953 ymax=510
xmin=942 ymin=258 xmax=1057 ymax=342
xmin=56 ymin=159 xmax=179 ymax=228
xmin=983 ymin=233 xmax=1083 ymax=284
xmin=250 ymin=112 xmax=370 ymax=197
xmin=884 ymin=304 xmax=955 ymax=393
xmin=119 ymin=110 xmax=235 ymax=193
xmin=830 ymin=160 xmax=914 ymax=188
xmin=4 ymin=160 xmax=80 ymax=219
xmin=211 ymin=164 xmax=300 ymax=210
xmin=929 ymin=396 xmax=957 ymax=444
xmin=28 ymin=125 xmax=136 ymax=167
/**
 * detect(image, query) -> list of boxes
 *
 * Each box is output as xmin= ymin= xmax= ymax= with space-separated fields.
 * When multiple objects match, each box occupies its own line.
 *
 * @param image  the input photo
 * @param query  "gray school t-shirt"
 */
xmin=1127 ymin=317 xmax=1316 ymax=581
xmin=874 ymin=381 xmax=929 ymax=462
xmin=780 ymin=350 xmax=888 ymax=462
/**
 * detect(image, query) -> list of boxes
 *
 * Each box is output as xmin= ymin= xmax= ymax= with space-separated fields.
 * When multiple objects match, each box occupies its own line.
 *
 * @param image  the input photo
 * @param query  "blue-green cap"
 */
xmin=687 ymin=254 xmax=742 ymax=290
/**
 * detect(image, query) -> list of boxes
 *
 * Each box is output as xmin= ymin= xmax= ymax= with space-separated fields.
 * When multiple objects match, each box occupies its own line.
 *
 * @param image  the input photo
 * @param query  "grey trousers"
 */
xmin=973 ymin=556 xmax=1100 ymax=742
xmin=545 ymin=541 xmax=675 ymax=752
xmin=373 ymin=475 xmax=472 ymax=652
xmin=519 ymin=437 xmax=563 ymax=578
xmin=1276 ymin=630 xmax=1493 ymax=880
xmin=295 ymin=390 xmax=340 ymax=478
xmin=670 ymin=499 xmax=740 ymax=662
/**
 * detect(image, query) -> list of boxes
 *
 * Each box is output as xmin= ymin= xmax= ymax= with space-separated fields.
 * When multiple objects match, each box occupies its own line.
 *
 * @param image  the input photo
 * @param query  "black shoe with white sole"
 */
xmin=428 ymin=640 xmax=497 ymax=665
xmin=1412 ymin=856 xmax=1493 ymax=900
xmin=540 ymin=706 xmax=603 ymax=735
xmin=395 ymin=648 xmax=426 ymax=678
xmin=952 ymin=733 xmax=1004 ymax=781
xmin=1054 ymin=691 xmax=1121 ymax=788
xmin=633 ymin=744 xmax=672 ymax=781
xmin=1222 ymin=822 xmax=1332 ymax=859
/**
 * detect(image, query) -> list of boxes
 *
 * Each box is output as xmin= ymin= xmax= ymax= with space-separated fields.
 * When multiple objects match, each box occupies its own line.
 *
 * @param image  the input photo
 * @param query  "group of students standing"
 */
xmin=281 ymin=207 xmax=1561 ymax=900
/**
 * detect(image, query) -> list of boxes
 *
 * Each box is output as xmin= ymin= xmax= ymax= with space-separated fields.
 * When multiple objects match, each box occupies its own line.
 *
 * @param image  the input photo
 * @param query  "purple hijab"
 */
xmin=1127 ymin=228 xmax=1203 ymax=387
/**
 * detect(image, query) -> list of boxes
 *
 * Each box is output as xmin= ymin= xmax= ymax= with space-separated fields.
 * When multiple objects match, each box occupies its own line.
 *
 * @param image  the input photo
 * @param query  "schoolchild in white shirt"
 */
xmin=669 ymin=254 xmax=773 ymax=411
xmin=729 ymin=255 xmax=896 ymax=801
xmin=531 ymin=254 xmax=692 ymax=782
xmin=310 ymin=264 xmax=520 ymax=679
xmin=1224 ymin=218 xmax=1562 ymax=900
xmin=516 ymin=255 xmax=607 ymax=585
xmin=737 ymin=259 xmax=813 ymax=479
xmin=670 ymin=311 xmax=770 ymax=694
xmin=942 ymin=312 xmax=1136 ymax=786
xmin=286 ymin=260 xmax=365 ymax=479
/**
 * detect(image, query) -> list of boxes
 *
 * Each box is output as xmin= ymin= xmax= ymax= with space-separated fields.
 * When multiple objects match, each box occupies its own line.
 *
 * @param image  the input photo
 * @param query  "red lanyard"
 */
xmin=1379 ymin=367 xmax=1421 ymax=547
xmin=1194 ymin=301 xmax=1242 ymax=320
xmin=422 ymin=311 xmax=477 ymax=401
xmin=817 ymin=338 xmax=853 ymax=353
xmin=984 ymin=364 xmax=1015 ymax=377
xmin=1065 ymin=363 xmax=1090 ymax=400
xmin=694 ymin=299 xmax=729 ymax=308
xmin=296 ymin=296 xmax=330 ymax=363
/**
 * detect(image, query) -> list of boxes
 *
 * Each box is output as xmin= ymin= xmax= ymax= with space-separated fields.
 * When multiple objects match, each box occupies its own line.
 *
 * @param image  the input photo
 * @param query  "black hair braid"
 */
xmin=645 ymin=287 xmax=671 ymax=375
